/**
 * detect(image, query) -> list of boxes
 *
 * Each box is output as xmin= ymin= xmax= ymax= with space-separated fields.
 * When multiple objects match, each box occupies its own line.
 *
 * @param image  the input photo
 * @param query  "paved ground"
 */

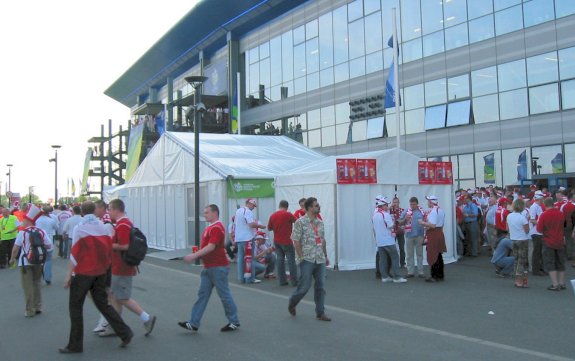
xmin=1 ymin=252 xmax=574 ymax=361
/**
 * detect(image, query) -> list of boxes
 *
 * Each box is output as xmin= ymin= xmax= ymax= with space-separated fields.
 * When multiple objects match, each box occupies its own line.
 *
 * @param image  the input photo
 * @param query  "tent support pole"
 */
xmin=333 ymin=185 xmax=339 ymax=271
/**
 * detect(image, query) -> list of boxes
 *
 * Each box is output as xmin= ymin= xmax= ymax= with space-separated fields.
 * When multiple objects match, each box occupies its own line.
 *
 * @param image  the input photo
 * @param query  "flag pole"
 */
xmin=392 ymin=8 xmax=400 ymax=149
xmin=237 ymin=72 xmax=241 ymax=135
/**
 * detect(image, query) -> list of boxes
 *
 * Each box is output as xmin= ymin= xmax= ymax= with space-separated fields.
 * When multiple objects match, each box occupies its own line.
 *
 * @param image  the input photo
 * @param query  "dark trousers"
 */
xmin=430 ymin=253 xmax=444 ymax=280
xmin=0 ymin=239 xmax=15 ymax=267
xmin=531 ymin=234 xmax=544 ymax=274
xmin=396 ymin=234 xmax=406 ymax=267
xmin=67 ymin=274 xmax=132 ymax=352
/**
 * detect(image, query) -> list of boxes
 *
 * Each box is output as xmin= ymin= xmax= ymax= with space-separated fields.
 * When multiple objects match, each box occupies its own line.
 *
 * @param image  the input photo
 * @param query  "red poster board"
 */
xmin=356 ymin=159 xmax=377 ymax=184
xmin=418 ymin=161 xmax=433 ymax=184
xmin=336 ymin=159 xmax=357 ymax=184
xmin=418 ymin=161 xmax=453 ymax=184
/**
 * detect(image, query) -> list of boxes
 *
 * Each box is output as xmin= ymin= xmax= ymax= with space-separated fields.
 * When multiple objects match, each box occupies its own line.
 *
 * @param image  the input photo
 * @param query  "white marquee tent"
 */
xmin=275 ymin=148 xmax=456 ymax=271
xmin=107 ymin=132 xmax=324 ymax=250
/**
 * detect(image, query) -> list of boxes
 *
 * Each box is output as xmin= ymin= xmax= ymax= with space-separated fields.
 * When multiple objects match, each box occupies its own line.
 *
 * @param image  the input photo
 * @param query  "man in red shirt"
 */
xmin=537 ymin=198 xmax=567 ymax=291
xmin=178 ymin=204 xmax=240 ymax=332
xmin=495 ymin=198 xmax=510 ymax=238
xmin=293 ymin=198 xmax=307 ymax=219
xmin=268 ymin=200 xmax=297 ymax=286
xmin=559 ymin=191 xmax=575 ymax=260
xmin=102 ymin=199 xmax=156 ymax=337
xmin=59 ymin=201 xmax=132 ymax=353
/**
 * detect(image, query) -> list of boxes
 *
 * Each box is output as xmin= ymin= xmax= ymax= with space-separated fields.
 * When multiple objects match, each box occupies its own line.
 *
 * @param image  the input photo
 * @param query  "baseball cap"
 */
xmin=533 ymin=191 xmax=545 ymax=200
xmin=246 ymin=198 xmax=257 ymax=207
xmin=255 ymin=231 xmax=267 ymax=239
xmin=497 ymin=198 xmax=509 ymax=206
xmin=375 ymin=196 xmax=390 ymax=207
xmin=425 ymin=195 xmax=439 ymax=204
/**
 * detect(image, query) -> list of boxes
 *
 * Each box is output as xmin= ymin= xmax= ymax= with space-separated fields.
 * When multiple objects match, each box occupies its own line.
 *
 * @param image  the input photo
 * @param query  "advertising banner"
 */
xmin=356 ymin=159 xmax=377 ymax=184
xmin=227 ymin=179 xmax=275 ymax=198
xmin=336 ymin=159 xmax=357 ymax=184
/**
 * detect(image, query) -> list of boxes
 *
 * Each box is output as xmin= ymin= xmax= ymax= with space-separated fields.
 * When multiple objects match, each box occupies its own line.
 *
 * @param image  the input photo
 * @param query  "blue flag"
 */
xmin=517 ymin=150 xmax=527 ymax=181
xmin=384 ymin=36 xmax=400 ymax=109
xmin=155 ymin=110 xmax=165 ymax=136
xmin=483 ymin=153 xmax=495 ymax=184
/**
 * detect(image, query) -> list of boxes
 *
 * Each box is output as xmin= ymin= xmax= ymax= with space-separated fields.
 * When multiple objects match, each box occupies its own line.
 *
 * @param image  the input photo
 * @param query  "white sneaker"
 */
xmin=93 ymin=318 xmax=109 ymax=333
xmin=381 ymin=277 xmax=393 ymax=283
xmin=249 ymin=279 xmax=261 ymax=284
xmin=98 ymin=325 xmax=116 ymax=337
xmin=393 ymin=277 xmax=407 ymax=283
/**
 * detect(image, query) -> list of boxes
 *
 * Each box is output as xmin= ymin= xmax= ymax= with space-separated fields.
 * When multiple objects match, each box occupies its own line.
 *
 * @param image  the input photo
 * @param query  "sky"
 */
xmin=0 ymin=0 xmax=198 ymax=203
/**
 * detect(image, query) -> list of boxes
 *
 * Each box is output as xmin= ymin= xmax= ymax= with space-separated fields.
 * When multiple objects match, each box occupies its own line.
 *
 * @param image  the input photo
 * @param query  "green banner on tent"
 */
xmin=227 ymin=179 xmax=275 ymax=198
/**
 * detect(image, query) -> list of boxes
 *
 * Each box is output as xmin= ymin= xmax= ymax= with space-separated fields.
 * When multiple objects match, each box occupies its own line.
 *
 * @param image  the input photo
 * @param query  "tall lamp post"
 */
xmin=6 ymin=164 xmax=13 ymax=207
xmin=185 ymin=75 xmax=207 ymax=256
xmin=49 ymin=145 xmax=61 ymax=206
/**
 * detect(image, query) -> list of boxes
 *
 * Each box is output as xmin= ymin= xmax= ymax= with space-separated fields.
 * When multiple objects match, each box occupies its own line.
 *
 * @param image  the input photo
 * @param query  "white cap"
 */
xmin=533 ymin=191 xmax=545 ymax=200
xmin=375 ymin=196 xmax=390 ymax=207
xmin=425 ymin=195 xmax=439 ymax=205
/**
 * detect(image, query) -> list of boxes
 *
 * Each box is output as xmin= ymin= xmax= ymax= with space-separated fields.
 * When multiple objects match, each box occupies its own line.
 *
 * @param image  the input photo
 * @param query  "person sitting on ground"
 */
xmin=491 ymin=237 xmax=514 ymax=278
xmin=253 ymin=231 xmax=276 ymax=279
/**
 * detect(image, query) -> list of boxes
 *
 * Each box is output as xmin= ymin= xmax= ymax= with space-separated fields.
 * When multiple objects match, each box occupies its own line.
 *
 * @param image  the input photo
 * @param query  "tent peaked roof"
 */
xmin=126 ymin=132 xmax=324 ymax=187
xmin=276 ymin=148 xmax=422 ymax=186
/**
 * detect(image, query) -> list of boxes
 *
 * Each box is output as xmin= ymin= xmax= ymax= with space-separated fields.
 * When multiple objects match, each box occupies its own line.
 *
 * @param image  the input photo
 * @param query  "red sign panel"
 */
xmin=418 ymin=161 xmax=453 ymax=184
xmin=336 ymin=159 xmax=357 ymax=184
xmin=356 ymin=159 xmax=377 ymax=184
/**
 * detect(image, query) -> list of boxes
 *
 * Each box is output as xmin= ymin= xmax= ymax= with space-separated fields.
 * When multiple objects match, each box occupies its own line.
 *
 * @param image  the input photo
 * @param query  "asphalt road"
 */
xmin=1 ymin=253 xmax=574 ymax=361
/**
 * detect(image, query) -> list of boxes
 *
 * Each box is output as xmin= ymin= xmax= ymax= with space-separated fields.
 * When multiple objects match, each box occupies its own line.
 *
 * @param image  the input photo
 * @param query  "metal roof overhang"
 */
xmin=170 ymin=94 xmax=228 ymax=107
xmin=132 ymin=102 xmax=164 ymax=116
xmin=105 ymin=0 xmax=307 ymax=108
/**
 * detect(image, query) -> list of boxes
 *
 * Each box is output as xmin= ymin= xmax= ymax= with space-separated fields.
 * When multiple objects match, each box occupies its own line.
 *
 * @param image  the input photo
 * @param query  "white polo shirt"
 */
xmin=372 ymin=209 xmax=395 ymax=247
xmin=427 ymin=206 xmax=445 ymax=227
xmin=234 ymin=207 xmax=256 ymax=243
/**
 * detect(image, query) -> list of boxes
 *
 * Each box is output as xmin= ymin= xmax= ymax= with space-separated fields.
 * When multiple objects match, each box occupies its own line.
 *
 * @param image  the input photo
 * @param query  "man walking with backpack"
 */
xmin=99 ymin=199 xmax=156 ymax=337
xmin=9 ymin=205 xmax=52 ymax=317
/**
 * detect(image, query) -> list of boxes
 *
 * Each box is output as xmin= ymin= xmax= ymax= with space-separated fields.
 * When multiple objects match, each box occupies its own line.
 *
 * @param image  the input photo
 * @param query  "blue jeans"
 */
xmin=464 ymin=221 xmax=480 ymax=256
xmin=289 ymin=260 xmax=326 ymax=317
xmin=43 ymin=251 xmax=53 ymax=282
xmin=189 ymin=266 xmax=239 ymax=328
xmin=378 ymin=245 xmax=401 ymax=280
xmin=275 ymin=243 xmax=298 ymax=286
xmin=253 ymin=253 xmax=276 ymax=276
xmin=495 ymin=256 xmax=515 ymax=275
xmin=236 ymin=241 xmax=257 ymax=283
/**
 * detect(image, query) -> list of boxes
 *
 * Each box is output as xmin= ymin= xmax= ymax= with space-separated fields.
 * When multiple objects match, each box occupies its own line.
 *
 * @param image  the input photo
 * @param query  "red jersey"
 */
xmin=455 ymin=206 xmax=464 ymax=225
xmin=267 ymin=209 xmax=296 ymax=245
xmin=111 ymin=217 xmax=137 ymax=276
xmin=495 ymin=206 xmax=510 ymax=231
xmin=71 ymin=217 xmax=113 ymax=276
xmin=294 ymin=209 xmax=305 ymax=219
xmin=201 ymin=221 xmax=228 ymax=268
xmin=537 ymin=208 xmax=566 ymax=249
xmin=560 ymin=201 xmax=575 ymax=228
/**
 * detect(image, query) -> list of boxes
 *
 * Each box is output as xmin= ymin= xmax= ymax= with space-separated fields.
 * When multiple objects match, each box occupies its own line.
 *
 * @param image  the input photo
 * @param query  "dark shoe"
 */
xmin=178 ymin=321 xmax=198 ymax=332
xmin=547 ymin=285 xmax=561 ymax=291
xmin=220 ymin=323 xmax=240 ymax=332
xmin=288 ymin=304 xmax=296 ymax=316
xmin=316 ymin=314 xmax=331 ymax=322
xmin=58 ymin=347 xmax=82 ymax=354
xmin=559 ymin=284 xmax=567 ymax=290
xmin=144 ymin=315 xmax=157 ymax=336
xmin=375 ymin=273 xmax=382 ymax=279
xmin=45 ymin=281 xmax=51 ymax=285
xmin=425 ymin=277 xmax=437 ymax=283
xmin=35 ymin=310 xmax=42 ymax=314
xmin=405 ymin=274 xmax=414 ymax=278
xmin=120 ymin=331 xmax=133 ymax=348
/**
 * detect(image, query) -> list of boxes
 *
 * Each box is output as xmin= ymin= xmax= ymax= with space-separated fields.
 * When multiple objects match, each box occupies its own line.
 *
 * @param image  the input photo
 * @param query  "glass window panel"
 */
xmin=336 ymin=102 xmax=351 ymax=124
xmin=445 ymin=23 xmax=468 ymax=51
xmin=446 ymin=100 xmax=471 ymax=126
xmin=502 ymin=147 xmax=531 ymax=185
xmin=472 ymin=66 xmax=498 ymax=96
xmin=366 ymin=117 xmax=385 ymax=139
xmin=334 ymin=62 xmax=349 ymax=83
xmin=402 ymin=38 xmax=423 ymax=63
xmin=282 ymin=81 xmax=293 ymax=99
xmin=307 ymin=109 xmax=321 ymax=130
xmin=527 ymin=51 xmax=559 ymax=86
xmin=565 ymin=143 xmax=575 ymax=173
xmin=294 ymin=77 xmax=306 ymax=95
xmin=259 ymin=42 xmax=269 ymax=59
xmin=365 ymin=12 xmax=383 ymax=54
xmin=473 ymin=94 xmax=500 ymax=124
xmin=294 ymin=43 xmax=306 ymax=77
xmin=348 ymin=19 xmax=365 ymax=59
xmin=333 ymin=6 xmax=349 ymax=65
xmin=495 ymin=5 xmax=523 ymax=36
xmin=556 ymin=0 xmax=575 ymax=18
xmin=443 ymin=0 xmax=467 ymax=27
xmin=529 ymin=83 xmax=559 ymax=114
xmin=423 ymin=31 xmax=445 ymax=57
xmin=468 ymin=0 xmax=493 ymax=19
xmin=469 ymin=15 xmax=495 ymax=44
xmin=523 ymin=0 xmax=554 ymax=27
xmin=308 ymin=129 xmax=321 ymax=148
xmin=249 ymin=62 xmax=259 ymax=95
xmin=532 ymin=145 xmax=564 ymax=174
xmin=366 ymin=51 xmax=383 ymax=73
xmin=336 ymin=123 xmax=351 ymax=145
xmin=404 ymin=84 xmax=425 ymax=110
xmin=561 ymin=80 xmax=575 ymax=110
xmin=321 ymin=105 xmax=336 ymax=127
xmin=499 ymin=88 xmax=528 ymax=120
xmin=424 ymin=104 xmax=447 ymax=130
xmin=494 ymin=0 xmax=521 ymax=11
xmin=320 ymin=68 xmax=334 ymax=87
xmin=293 ymin=25 xmax=305 ymax=45
xmin=319 ymin=13 xmax=334 ymax=70
xmin=348 ymin=0 xmax=364 ymax=22
xmin=249 ymin=47 xmax=259 ymax=64
xmin=306 ymin=38 xmax=320 ymax=73
xmin=498 ymin=59 xmax=527 ymax=91
xmin=259 ymin=58 xmax=270 ymax=90
xmin=458 ymin=153 xmax=475 ymax=179
xmin=352 ymin=120 xmax=368 ymax=142
xmin=270 ymin=85 xmax=281 ymax=102
xmin=474 ymin=151 xmax=502 ymax=186
xmin=559 ymin=47 xmax=575 ymax=80
xmin=401 ymin=0 xmax=422 ymax=41
xmin=448 ymin=74 xmax=470 ymax=100
xmin=282 ymin=32 xmax=293 ymax=83
xmin=270 ymin=36 xmax=282 ymax=86
xmin=385 ymin=109 xmax=405 ymax=137
xmin=364 ymin=0 xmax=380 ymax=14
xmin=421 ymin=0 xmax=443 ymax=35
xmin=306 ymin=19 xmax=318 ymax=40
xmin=349 ymin=57 xmax=366 ymax=78
xmin=405 ymin=108 xmax=425 ymax=134
xmin=296 ymin=113 xmax=307 ymax=131
xmin=425 ymin=78 xmax=447 ymax=106
xmin=307 ymin=72 xmax=320 ymax=92
xmin=321 ymin=126 xmax=336 ymax=147
xmin=245 ymin=53 xmax=250 ymax=96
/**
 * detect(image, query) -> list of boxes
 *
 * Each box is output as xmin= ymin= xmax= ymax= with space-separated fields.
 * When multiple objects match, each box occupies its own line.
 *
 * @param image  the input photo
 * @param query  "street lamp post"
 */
xmin=185 ymin=76 xmax=207 ymax=258
xmin=50 ymin=145 xmax=61 ymax=206
xmin=6 ymin=164 xmax=13 ymax=207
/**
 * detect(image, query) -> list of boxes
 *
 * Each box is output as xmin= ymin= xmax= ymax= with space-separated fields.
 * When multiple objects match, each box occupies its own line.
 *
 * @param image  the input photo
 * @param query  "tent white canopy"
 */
xmin=275 ymin=148 xmax=456 ymax=271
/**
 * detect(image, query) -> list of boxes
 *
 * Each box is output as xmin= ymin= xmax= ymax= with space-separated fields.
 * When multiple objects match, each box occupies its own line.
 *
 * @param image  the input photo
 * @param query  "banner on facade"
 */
xmin=483 ymin=153 xmax=495 ymax=184
xmin=227 ymin=179 xmax=275 ymax=198
xmin=125 ymin=123 xmax=145 ymax=181
xmin=81 ymin=149 xmax=93 ymax=195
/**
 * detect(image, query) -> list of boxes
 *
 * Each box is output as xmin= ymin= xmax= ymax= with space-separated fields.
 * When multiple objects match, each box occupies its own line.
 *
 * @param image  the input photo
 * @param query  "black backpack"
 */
xmin=24 ymin=228 xmax=48 ymax=265
xmin=122 ymin=226 xmax=148 ymax=266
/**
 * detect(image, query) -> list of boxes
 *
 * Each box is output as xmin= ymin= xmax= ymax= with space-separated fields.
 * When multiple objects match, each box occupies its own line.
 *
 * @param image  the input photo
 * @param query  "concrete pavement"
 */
xmin=1 ymin=253 xmax=574 ymax=361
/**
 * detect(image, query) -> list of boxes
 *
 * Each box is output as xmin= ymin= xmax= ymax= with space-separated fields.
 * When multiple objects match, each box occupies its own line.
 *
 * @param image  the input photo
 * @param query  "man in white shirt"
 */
xmin=372 ymin=196 xmax=406 ymax=284
xmin=36 ymin=206 xmax=59 ymax=285
xmin=529 ymin=191 xmax=546 ymax=275
xmin=233 ymin=198 xmax=265 ymax=283
xmin=62 ymin=205 xmax=83 ymax=259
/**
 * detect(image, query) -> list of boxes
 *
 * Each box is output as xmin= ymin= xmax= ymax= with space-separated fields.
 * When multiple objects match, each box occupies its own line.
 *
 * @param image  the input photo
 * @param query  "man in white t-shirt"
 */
xmin=372 ymin=196 xmax=406 ymax=284
xmin=529 ymin=191 xmax=545 ymax=275
xmin=233 ymin=199 xmax=265 ymax=283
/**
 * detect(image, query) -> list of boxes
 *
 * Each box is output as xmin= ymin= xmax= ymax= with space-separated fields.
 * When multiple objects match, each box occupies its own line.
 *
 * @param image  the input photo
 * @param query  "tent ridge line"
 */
xmin=166 ymin=132 xmax=229 ymax=180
